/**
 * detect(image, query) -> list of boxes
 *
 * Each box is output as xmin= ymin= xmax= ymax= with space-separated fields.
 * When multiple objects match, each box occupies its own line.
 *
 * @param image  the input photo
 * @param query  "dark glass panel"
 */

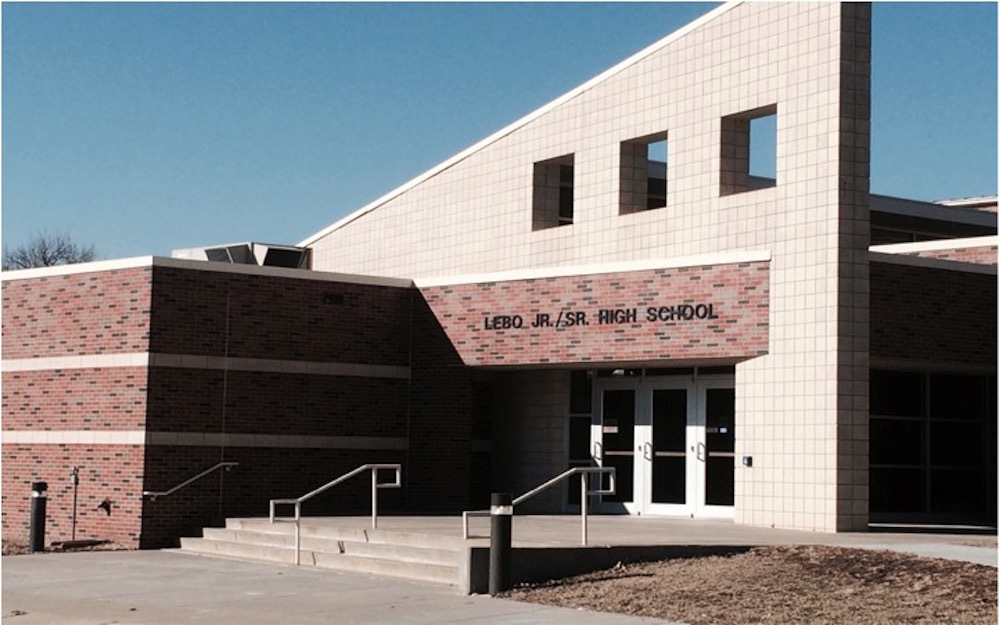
xmin=652 ymin=456 xmax=685 ymax=504
xmin=870 ymin=418 xmax=923 ymax=466
xmin=870 ymin=370 xmax=923 ymax=417
xmin=602 ymin=454 xmax=633 ymax=503
xmin=601 ymin=390 xmax=635 ymax=503
xmin=930 ymin=469 xmax=986 ymax=515
xmin=653 ymin=390 xmax=686 ymax=453
xmin=705 ymin=456 xmax=734 ymax=505
xmin=930 ymin=421 xmax=983 ymax=467
xmin=870 ymin=468 xmax=924 ymax=514
xmin=569 ymin=370 xmax=592 ymax=414
xmin=706 ymin=388 xmax=735 ymax=453
xmin=568 ymin=417 xmax=591 ymax=462
xmin=930 ymin=375 xmax=986 ymax=420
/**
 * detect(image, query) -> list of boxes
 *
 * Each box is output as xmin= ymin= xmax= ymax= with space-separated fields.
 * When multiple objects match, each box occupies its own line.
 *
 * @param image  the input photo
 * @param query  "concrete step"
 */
xmin=201 ymin=528 xmax=459 ymax=567
xmin=224 ymin=518 xmax=466 ymax=550
xmin=180 ymin=536 xmax=295 ymax=564
xmin=180 ymin=519 xmax=464 ymax=587
xmin=309 ymin=551 xmax=458 ymax=585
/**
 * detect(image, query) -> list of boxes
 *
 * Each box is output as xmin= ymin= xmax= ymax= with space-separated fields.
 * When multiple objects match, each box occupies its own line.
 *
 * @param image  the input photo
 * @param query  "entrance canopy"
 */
xmin=417 ymin=254 xmax=770 ymax=367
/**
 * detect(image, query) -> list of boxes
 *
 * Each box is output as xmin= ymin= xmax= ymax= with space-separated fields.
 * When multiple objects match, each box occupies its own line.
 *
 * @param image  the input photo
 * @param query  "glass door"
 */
xmin=593 ymin=374 xmax=735 ymax=518
xmin=641 ymin=384 xmax=695 ymax=515
xmin=593 ymin=387 xmax=639 ymax=513
xmin=692 ymin=380 xmax=736 ymax=518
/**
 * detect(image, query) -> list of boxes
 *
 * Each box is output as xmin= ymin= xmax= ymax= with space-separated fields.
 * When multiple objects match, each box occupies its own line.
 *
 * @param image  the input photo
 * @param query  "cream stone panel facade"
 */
xmin=306 ymin=2 xmax=871 ymax=532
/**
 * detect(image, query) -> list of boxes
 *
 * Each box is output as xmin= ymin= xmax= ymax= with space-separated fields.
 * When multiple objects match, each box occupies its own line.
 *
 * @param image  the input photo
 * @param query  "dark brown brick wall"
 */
xmin=149 ymin=267 xmax=412 ymax=365
xmin=406 ymin=297 xmax=475 ymax=512
xmin=871 ymin=262 xmax=996 ymax=365
xmin=140 ymin=445 xmax=407 ymax=548
xmin=145 ymin=369 xmax=409 ymax=436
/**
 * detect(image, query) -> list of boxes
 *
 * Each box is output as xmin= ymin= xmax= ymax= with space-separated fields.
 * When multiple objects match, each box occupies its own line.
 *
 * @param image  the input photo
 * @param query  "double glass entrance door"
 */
xmin=593 ymin=376 xmax=735 ymax=517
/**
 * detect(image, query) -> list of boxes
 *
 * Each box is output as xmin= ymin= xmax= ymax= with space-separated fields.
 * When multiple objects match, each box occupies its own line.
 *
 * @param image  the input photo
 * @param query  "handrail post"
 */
xmin=371 ymin=468 xmax=378 ymax=529
xmin=581 ymin=472 xmax=588 ymax=546
xmin=294 ymin=518 xmax=301 ymax=566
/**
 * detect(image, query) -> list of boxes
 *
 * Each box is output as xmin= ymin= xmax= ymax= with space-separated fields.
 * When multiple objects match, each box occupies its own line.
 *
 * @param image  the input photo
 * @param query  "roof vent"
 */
xmin=172 ymin=243 xmax=311 ymax=269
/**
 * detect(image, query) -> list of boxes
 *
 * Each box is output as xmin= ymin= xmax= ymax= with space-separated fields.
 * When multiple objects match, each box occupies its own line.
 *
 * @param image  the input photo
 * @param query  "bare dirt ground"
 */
xmin=502 ymin=545 xmax=997 ymax=625
xmin=2 ymin=539 xmax=127 ymax=555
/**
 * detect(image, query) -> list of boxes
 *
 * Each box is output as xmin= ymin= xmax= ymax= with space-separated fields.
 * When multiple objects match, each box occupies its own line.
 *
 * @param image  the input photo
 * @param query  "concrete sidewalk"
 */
xmin=1 ymin=550 xmax=678 ymax=625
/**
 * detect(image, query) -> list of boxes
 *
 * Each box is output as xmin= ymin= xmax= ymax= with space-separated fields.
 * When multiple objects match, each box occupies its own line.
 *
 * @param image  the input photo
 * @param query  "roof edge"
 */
xmin=298 ymin=1 xmax=740 ymax=247
xmin=413 ymin=248 xmax=771 ymax=288
xmin=870 ymin=235 xmax=998 ymax=256
xmin=1 ymin=256 xmax=413 ymax=288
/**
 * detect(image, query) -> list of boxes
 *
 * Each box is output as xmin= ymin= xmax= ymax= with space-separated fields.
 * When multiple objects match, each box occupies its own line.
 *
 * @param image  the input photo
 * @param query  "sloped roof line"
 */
xmin=299 ymin=2 xmax=740 ymax=247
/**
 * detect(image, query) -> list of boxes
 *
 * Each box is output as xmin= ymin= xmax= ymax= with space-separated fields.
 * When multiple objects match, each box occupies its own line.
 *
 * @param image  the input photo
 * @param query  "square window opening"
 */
xmin=533 ymin=154 xmax=574 ymax=230
xmin=720 ymin=105 xmax=777 ymax=196
xmin=620 ymin=132 xmax=668 ymax=215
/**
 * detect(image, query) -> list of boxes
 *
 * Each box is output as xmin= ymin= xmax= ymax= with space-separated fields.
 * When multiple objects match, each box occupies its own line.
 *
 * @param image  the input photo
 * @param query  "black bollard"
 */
xmin=29 ymin=481 xmax=48 ymax=553
xmin=488 ymin=492 xmax=513 ymax=595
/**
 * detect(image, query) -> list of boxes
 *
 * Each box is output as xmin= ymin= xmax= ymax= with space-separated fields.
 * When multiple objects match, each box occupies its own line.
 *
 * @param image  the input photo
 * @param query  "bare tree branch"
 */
xmin=2 ymin=233 xmax=97 ymax=270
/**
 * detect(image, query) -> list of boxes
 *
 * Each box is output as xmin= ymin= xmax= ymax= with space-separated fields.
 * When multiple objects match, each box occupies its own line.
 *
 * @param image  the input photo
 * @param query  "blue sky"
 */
xmin=3 ymin=2 xmax=996 ymax=260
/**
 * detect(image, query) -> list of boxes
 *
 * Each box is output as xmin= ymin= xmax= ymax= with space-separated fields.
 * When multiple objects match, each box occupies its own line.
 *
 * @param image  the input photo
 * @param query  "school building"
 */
xmin=3 ymin=2 xmax=995 ymax=548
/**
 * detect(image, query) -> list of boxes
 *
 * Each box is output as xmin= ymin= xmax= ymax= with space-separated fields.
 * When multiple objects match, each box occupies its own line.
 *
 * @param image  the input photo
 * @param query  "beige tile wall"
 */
xmin=309 ymin=2 xmax=871 ymax=531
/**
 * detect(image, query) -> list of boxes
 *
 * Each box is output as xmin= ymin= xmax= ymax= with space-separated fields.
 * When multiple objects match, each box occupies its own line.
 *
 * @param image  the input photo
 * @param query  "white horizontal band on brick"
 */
xmin=413 ymin=249 xmax=772 ymax=288
xmin=1 ymin=430 xmax=409 ymax=451
xmin=1 ymin=430 xmax=146 ymax=445
xmin=2 ymin=353 xmax=411 ymax=380
xmin=1 ymin=353 xmax=151 ymax=372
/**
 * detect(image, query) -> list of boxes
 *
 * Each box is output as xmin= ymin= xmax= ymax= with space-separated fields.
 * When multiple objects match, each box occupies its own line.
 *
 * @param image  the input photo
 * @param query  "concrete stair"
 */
xmin=179 ymin=518 xmax=465 ymax=587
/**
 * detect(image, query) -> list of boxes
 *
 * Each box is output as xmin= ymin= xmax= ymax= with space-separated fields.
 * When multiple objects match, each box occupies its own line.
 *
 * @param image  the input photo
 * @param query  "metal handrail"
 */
xmin=142 ymin=462 xmax=238 ymax=500
xmin=269 ymin=464 xmax=401 ymax=566
xmin=462 ymin=466 xmax=615 ymax=546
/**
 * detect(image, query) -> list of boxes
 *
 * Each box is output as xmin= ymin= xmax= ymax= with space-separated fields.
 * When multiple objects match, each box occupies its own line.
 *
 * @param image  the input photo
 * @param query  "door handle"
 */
xmin=696 ymin=442 xmax=706 ymax=462
xmin=643 ymin=442 xmax=653 ymax=461
xmin=593 ymin=441 xmax=603 ymax=462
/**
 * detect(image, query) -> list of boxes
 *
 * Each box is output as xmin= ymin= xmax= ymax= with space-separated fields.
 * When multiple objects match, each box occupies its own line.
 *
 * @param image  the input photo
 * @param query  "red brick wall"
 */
xmin=2 ymin=262 xmax=483 ymax=547
xmin=2 ymin=368 xmax=148 ymax=430
xmin=1 ymin=267 xmax=152 ymax=359
xmin=419 ymin=262 xmax=770 ymax=367
xmin=1 ymin=445 xmax=145 ymax=548
xmin=3 ymin=267 xmax=152 ymax=547
xmin=896 ymin=245 xmax=996 ymax=265
xmin=149 ymin=267 xmax=412 ymax=365
xmin=871 ymin=262 xmax=996 ymax=365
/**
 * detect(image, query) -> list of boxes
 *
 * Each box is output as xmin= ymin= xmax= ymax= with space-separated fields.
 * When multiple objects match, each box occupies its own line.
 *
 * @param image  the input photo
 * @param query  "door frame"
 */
xmin=591 ymin=372 xmax=735 ymax=518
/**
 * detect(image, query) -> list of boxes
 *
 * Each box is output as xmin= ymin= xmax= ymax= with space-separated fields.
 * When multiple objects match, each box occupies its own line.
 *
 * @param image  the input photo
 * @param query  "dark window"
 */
xmin=870 ymin=369 xmax=996 ymax=523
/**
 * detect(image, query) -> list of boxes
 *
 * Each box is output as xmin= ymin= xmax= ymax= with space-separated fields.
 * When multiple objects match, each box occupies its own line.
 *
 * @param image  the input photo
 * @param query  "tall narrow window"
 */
xmin=720 ymin=104 xmax=777 ymax=196
xmin=533 ymin=154 xmax=575 ymax=230
xmin=620 ymin=132 xmax=668 ymax=215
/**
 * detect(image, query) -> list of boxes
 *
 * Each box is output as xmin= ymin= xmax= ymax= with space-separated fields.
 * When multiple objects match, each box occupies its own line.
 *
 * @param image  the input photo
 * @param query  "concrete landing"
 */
xmin=1 ymin=550 xmax=677 ymax=625
xmin=326 ymin=514 xmax=998 ymax=567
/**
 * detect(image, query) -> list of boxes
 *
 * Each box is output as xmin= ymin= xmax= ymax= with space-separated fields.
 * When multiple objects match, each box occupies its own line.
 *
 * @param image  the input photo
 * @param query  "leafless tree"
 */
xmin=2 ymin=233 xmax=97 ymax=270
